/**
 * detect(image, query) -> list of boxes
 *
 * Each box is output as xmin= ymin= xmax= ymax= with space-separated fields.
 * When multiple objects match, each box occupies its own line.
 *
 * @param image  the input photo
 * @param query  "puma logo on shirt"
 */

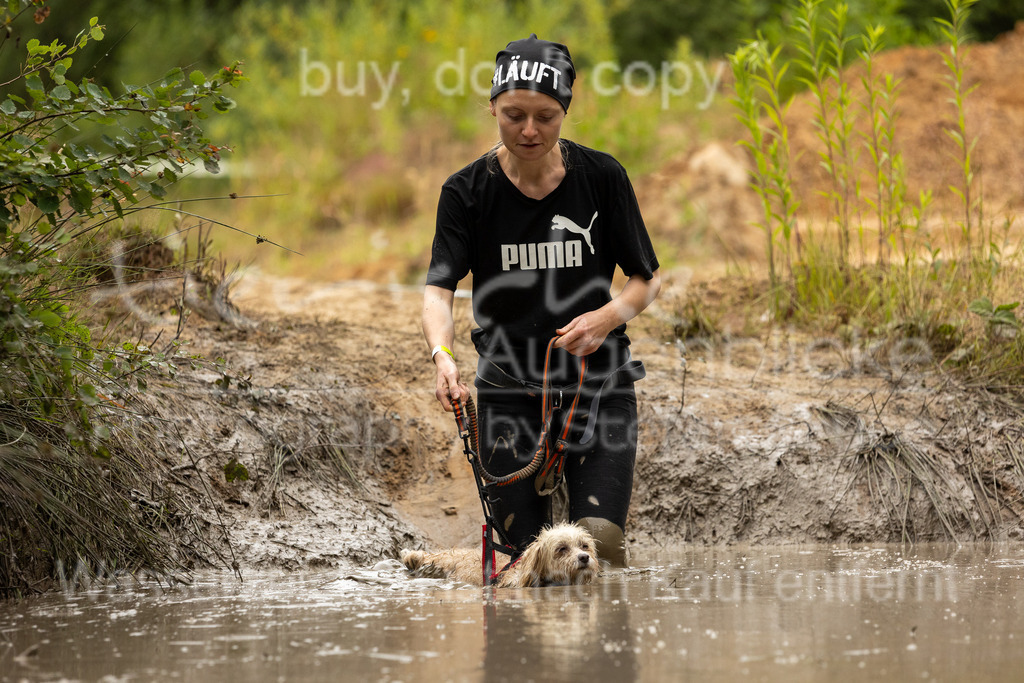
xmin=499 ymin=211 xmax=597 ymax=271
xmin=550 ymin=211 xmax=597 ymax=254
xmin=500 ymin=240 xmax=584 ymax=271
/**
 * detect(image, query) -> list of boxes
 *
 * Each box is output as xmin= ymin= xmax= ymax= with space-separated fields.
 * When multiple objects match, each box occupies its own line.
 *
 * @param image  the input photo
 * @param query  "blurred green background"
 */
xmin=3 ymin=0 xmax=1020 ymax=282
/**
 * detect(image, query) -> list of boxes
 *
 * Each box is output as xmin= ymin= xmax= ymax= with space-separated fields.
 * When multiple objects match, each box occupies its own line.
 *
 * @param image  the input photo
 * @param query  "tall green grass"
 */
xmin=729 ymin=0 xmax=1022 ymax=381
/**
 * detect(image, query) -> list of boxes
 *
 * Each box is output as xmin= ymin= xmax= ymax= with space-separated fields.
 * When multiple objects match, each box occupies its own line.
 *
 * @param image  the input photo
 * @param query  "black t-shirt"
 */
xmin=427 ymin=139 xmax=659 ymax=384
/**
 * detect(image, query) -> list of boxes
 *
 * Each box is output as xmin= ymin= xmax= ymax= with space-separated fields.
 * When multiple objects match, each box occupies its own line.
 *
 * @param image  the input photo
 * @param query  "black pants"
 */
xmin=475 ymin=382 xmax=638 ymax=553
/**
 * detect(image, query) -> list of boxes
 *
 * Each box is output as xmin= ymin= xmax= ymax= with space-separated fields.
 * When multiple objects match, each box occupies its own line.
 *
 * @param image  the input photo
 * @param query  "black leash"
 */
xmin=452 ymin=393 xmax=518 ymax=585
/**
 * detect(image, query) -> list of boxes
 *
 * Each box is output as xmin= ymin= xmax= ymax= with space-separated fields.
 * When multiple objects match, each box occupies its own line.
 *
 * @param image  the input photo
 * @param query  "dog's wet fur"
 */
xmin=400 ymin=522 xmax=599 ymax=587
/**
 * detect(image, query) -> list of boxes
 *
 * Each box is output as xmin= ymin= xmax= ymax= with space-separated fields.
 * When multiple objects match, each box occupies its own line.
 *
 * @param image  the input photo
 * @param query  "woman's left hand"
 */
xmin=554 ymin=312 xmax=610 ymax=357
xmin=553 ymin=270 xmax=662 ymax=357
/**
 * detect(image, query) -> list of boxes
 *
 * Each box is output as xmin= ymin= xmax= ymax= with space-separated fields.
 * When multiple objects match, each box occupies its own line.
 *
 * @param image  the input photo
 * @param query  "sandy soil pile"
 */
xmin=785 ymin=20 xmax=1024 ymax=215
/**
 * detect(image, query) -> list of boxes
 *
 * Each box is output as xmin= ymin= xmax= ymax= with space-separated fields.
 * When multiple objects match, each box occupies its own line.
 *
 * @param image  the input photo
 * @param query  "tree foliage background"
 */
xmin=5 ymin=1 xmax=1019 ymax=92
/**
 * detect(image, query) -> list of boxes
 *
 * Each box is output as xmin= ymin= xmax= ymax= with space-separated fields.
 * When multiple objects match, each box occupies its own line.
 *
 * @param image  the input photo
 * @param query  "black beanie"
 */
xmin=490 ymin=34 xmax=575 ymax=112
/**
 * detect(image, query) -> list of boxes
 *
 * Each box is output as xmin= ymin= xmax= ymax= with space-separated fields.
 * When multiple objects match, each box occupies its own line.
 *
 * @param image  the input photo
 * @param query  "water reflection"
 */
xmin=1 ymin=544 xmax=1023 ymax=682
xmin=483 ymin=585 xmax=638 ymax=682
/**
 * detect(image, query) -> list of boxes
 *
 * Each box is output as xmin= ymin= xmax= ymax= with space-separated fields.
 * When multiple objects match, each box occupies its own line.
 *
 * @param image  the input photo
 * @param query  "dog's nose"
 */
xmin=578 ymin=553 xmax=590 ymax=565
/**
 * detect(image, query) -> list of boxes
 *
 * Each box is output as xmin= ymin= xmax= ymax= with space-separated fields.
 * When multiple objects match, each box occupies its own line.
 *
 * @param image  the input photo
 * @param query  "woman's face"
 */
xmin=490 ymin=89 xmax=565 ymax=163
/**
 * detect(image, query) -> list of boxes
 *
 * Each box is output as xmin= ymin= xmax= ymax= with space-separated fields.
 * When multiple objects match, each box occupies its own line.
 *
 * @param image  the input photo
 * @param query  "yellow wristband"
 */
xmin=430 ymin=344 xmax=454 ymax=362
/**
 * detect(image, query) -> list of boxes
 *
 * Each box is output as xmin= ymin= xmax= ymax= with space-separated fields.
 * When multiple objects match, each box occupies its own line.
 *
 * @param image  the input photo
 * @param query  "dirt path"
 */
xmin=146 ymin=270 xmax=1023 ymax=573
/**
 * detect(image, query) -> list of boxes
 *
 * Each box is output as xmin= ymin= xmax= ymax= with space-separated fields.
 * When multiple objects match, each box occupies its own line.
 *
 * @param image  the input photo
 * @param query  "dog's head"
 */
xmin=517 ymin=522 xmax=599 ymax=587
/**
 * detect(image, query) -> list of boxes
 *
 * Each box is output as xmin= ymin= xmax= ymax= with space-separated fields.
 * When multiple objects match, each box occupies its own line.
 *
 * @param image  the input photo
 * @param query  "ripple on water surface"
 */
xmin=1 ymin=543 xmax=1023 ymax=682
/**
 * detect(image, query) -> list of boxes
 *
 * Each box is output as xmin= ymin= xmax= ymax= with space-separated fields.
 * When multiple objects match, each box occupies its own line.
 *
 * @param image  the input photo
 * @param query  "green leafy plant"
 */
xmin=729 ymin=39 xmax=800 ymax=314
xmin=794 ymin=0 xmax=857 ymax=269
xmin=1 ymin=5 xmax=244 ymax=431
xmin=968 ymin=297 xmax=1020 ymax=333
xmin=0 ymin=2 xmax=245 ymax=597
xmin=223 ymin=458 xmax=250 ymax=483
xmin=858 ymin=22 xmax=906 ymax=269
xmin=935 ymin=0 xmax=981 ymax=267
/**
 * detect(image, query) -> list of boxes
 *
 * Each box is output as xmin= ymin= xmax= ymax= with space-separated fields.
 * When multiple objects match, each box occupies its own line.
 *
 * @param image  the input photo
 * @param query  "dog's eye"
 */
xmin=556 ymin=544 xmax=568 ymax=555
xmin=580 ymin=543 xmax=589 ymax=550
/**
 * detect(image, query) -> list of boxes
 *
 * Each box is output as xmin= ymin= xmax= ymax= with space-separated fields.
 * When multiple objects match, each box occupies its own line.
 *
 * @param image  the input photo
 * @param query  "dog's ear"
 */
xmin=513 ymin=538 xmax=549 ymax=587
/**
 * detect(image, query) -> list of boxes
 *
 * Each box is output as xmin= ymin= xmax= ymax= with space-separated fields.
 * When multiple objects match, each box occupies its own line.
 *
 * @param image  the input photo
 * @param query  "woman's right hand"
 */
xmin=433 ymin=353 xmax=468 ymax=412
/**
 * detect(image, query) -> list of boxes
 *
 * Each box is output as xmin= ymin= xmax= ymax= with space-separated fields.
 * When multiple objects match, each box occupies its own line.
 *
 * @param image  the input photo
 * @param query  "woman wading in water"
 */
xmin=422 ymin=34 xmax=661 ymax=567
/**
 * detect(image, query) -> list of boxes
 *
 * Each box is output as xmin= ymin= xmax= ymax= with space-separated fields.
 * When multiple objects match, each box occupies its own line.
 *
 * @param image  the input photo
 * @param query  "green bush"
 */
xmin=0 ymin=1 xmax=244 ymax=597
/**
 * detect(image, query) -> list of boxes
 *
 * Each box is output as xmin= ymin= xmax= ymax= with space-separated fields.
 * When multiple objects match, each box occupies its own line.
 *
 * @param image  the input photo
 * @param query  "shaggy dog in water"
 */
xmin=400 ymin=522 xmax=599 ymax=588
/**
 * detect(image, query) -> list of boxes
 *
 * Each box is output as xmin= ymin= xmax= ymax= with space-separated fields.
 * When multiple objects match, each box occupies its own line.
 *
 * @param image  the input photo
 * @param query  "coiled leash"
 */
xmin=451 ymin=337 xmax=587 ymax=585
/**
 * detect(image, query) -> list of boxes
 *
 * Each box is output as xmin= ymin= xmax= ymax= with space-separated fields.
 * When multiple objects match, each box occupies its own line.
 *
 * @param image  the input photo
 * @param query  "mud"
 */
xmin=131 ymin=272 xmax=1024 ymax=576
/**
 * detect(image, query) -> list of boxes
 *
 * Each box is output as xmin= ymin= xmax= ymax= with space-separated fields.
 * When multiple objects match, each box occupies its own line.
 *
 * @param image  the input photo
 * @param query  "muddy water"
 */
xmin=2 ymin=544 xmax=1023 ymax=682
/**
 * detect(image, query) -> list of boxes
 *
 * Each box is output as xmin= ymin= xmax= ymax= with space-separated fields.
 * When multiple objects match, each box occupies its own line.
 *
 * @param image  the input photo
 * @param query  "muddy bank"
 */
xmin=631 ymin=328 xmax=1024 ymax=548
xmin=129 ymin=274 xmax=1023 ymax=575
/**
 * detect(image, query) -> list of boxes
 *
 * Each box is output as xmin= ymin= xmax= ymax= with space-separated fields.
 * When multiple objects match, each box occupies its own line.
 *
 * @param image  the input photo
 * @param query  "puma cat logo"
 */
xmin=550 ymin=211 xmax=597 ymax=254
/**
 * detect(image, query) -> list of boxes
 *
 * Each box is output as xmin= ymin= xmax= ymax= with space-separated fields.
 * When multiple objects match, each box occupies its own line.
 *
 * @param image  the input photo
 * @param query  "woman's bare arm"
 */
xmin=422 ymin=284 xmax=468 ymax=411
